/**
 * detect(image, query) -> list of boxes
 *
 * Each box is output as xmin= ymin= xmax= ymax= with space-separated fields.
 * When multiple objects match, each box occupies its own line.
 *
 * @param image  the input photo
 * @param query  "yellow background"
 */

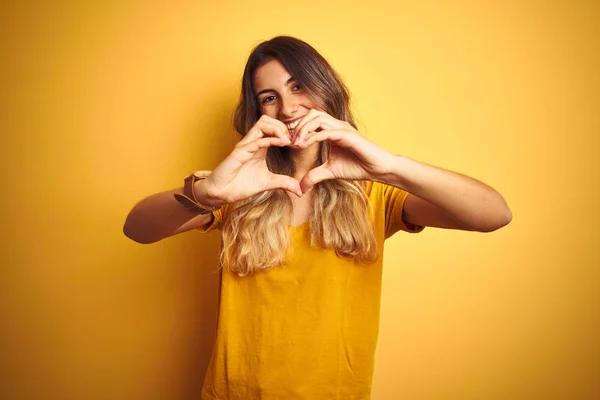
xmin=1 ymin=1 xmax=598 ymax=399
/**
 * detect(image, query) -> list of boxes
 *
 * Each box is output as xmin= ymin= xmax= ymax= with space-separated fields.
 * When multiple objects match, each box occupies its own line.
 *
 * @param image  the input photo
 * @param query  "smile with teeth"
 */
xmin=286 ymin=119 xmax=300 ymax=133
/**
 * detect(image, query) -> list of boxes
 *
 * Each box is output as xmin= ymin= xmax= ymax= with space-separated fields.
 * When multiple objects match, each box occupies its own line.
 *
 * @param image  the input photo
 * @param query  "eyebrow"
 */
xmin=256 ymin=76 xmax=297 ymax=98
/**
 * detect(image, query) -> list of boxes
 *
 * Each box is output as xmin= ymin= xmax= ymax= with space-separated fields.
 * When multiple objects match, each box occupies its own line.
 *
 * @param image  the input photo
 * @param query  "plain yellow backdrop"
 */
xmin=1 ymin=1 xmax=598 ymax=399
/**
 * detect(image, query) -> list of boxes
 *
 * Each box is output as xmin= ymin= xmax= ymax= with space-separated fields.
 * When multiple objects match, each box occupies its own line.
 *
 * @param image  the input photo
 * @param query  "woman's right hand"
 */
xmin=199 ymin=115 xmax=302 ymax=204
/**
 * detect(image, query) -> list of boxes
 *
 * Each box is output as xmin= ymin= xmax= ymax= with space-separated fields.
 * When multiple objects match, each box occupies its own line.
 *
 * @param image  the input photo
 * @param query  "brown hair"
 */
xmin=234 ymin=36 xmax=355 ymax=135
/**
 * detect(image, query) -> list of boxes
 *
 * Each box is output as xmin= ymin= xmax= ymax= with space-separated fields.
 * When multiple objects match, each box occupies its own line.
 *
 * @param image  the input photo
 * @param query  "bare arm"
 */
xmin=384 ymin=156 xmax=512 ymax=232
xmin=123 ymin=116 xmax=304 ymax=244
xmin=123 ymin=179 xmax=221 ymax=244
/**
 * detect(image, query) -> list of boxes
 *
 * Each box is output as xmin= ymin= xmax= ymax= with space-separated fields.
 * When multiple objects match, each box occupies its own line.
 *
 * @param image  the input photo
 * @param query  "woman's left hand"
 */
xmin=292 ymin=110 xmax=397 ymax=193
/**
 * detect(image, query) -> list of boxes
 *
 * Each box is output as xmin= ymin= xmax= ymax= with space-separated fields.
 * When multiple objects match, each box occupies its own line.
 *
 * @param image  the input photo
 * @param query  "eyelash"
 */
xmin=262 ymin=83 xmax=303 ymax=104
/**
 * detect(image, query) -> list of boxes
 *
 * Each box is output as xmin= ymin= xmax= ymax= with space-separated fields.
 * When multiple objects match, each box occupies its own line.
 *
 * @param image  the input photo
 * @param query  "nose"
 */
xmin=279 ymin=92 xmax=298 ymax=119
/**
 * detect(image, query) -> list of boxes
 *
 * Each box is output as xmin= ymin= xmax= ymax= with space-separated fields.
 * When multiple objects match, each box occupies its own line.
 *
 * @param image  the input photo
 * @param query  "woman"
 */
xmin=124 ymin=36 xmax=512 ymax=400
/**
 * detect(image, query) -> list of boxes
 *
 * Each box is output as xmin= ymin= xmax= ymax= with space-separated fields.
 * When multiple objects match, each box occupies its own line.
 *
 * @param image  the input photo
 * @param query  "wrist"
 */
xmin=174 ymin=171 xmax=225 ymax=214
xmin=376 ymin=154 xmax=412 ymax=189
xmin=193 ymin=178 xmax=227 ymax=207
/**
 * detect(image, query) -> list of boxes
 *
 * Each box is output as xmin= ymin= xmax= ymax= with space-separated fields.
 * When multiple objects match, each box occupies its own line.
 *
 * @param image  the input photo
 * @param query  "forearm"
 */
xmin=123 ymin=180 xmax=216 ymax=244
xmin=379 ymin=155 xmax=512 ymax=231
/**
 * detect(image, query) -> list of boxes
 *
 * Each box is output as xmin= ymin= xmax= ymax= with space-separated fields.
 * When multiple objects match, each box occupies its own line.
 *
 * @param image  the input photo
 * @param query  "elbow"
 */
xmin=480 ymin=207 xmax=513 ymax=233
xmin=497 ymin=203 xmax=513 ymax=229
xmin=504 ymin=208 xmax=513 ymax=226
xmin=478 ymin=193 xmax=513 ymax=232
xmin=123 ymin=207 xmax=162 ymax=244
xmin=123 ymin=221 xmax=156 ymax=244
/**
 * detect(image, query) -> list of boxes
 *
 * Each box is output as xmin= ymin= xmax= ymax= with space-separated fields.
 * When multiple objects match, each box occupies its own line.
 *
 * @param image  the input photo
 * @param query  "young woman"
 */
xmin=124 ymin=36 xmax=512 ymax=400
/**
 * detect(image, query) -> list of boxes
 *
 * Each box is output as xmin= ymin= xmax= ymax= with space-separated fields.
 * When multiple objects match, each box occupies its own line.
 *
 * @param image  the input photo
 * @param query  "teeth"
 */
xmin=286 ymin=120 xmax=300 ymax=130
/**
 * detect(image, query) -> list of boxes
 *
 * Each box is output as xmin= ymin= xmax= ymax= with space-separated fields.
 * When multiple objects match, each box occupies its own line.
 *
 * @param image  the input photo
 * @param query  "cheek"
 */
xmin=260 ymin=105 xmax=277 ymax=118
xmin=301 ymin=95 xmax=322 ymax=111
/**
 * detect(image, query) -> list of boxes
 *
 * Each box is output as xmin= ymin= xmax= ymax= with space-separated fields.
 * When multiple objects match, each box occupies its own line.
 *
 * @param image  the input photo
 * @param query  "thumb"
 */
xmin=265 ymin=174 xmax=303 ymax=198
xmin=300 ymin=165 xmax=334 ymax=193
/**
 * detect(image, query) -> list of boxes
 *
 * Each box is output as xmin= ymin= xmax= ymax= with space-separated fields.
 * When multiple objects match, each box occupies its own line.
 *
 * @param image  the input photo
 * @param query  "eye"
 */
xmin=262 ymin=95 xmax=276 ymax=104
xmin=292 ymin=83 xmax=303 ymax=91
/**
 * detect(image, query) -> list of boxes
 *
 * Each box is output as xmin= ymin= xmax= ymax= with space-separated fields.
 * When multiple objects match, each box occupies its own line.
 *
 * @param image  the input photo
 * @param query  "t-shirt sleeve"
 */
xmin=380 ymin=182 xmax=425 ymax=238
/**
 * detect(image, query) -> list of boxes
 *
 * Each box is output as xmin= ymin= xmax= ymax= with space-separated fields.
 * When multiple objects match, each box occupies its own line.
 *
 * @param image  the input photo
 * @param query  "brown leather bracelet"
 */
xmin=173 ymin=171 xmax=222 ymax=214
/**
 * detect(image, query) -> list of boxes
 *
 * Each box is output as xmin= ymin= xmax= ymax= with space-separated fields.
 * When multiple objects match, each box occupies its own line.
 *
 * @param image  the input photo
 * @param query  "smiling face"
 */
xmin=253 ymin=59 xmax=319 ymax=137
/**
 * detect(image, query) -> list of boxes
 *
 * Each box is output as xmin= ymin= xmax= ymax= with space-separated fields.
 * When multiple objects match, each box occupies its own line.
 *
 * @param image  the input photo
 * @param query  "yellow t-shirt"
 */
xmin=198 ymin=181 xmax=424 ymax=400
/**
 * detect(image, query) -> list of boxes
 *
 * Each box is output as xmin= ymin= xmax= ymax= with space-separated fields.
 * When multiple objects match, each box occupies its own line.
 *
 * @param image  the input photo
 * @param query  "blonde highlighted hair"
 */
xmin=222 ymin=36 xmax=377 ymax=276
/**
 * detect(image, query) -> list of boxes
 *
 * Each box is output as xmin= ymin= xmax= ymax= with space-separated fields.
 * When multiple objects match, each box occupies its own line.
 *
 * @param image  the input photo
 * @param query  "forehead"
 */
xmin=253 ymin=59 xmax=293 ymax=93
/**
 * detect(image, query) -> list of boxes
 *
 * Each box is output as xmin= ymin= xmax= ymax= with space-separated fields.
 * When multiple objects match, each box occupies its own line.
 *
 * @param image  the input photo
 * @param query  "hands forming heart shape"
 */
xmin=204 ymin=110 xmax=398 ymax=204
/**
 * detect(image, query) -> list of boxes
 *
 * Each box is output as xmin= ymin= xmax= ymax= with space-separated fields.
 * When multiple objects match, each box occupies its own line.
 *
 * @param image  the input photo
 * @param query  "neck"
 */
xmin=289 ymin=142 xmax=321 ymax=180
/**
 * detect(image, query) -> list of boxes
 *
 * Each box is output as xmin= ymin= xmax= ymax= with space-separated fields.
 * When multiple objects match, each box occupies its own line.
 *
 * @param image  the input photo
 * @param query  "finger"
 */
xmin=252 ymin=115 xmax=290 ymax=142
xmin=265 ymin=174 xmax=303 ymax=198
xmin=238 ymin=136 xmax=290 ymax=157
xmin=263 ymin=120 xmax=290 ymax=141
xmin=240 ymin=118 xmax=289 ymax=145
xmin=298 ymin=129 xmax=346 ymax=148
xmin=260 ymin=115 xmax=290 ymax=139
xmin=238 ymin=126 xmax=261 ymax=145
xmin=292 ymin=109 xmax=320 ymax=135
xmin=251 ymin=120 xmax=288 ymax=142
xmin=292 ymin=110 xmax=324 ymax=142
xmin=294 ymin=115 xmax=341 ymax=145
xmin=299 ymin=164 xmax=335 ymax=193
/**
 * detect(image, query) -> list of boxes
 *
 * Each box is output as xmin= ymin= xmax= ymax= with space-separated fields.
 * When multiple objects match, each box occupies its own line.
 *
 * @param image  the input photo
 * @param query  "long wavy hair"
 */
xmin=221 ymin=36 xmax=378 ymax=276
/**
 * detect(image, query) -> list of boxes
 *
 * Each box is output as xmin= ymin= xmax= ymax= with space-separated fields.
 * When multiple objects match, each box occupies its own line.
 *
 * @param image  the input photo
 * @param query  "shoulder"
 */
xmin=361 ymin=180 xmax=407 ymax=203
xmin=362 ymin=180 xmax=424 ymax=236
